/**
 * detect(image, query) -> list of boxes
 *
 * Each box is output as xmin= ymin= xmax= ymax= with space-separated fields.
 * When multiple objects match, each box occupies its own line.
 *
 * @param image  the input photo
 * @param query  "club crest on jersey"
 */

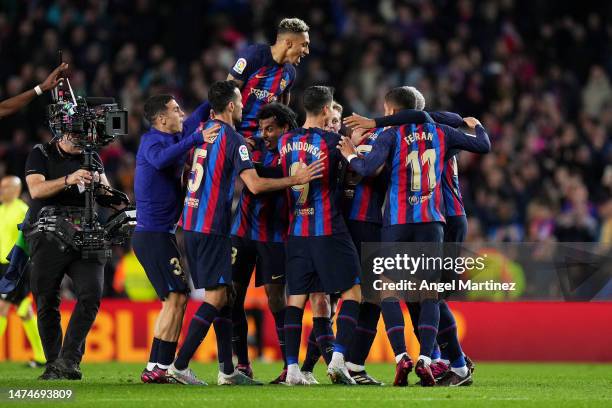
xmin=280 ymin=78 xmax=287 ymax=91
xmin=233 ymin=58 xmax=247 ymax=74
xmin=239 ymin=145 xmax=250 ymax=161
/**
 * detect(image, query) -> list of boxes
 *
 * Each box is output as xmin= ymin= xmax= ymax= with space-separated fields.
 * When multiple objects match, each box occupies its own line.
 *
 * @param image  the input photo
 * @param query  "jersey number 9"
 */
xmin=290 ymin=161 xmax=310 ymax=205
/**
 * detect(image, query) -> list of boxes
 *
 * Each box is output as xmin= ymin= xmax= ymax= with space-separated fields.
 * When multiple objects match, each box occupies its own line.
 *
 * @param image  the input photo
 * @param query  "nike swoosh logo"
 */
xmin=271 ymin=275 xmax=284 ymax=280
xmin=255 ymin=74 xmax=269 ymax=79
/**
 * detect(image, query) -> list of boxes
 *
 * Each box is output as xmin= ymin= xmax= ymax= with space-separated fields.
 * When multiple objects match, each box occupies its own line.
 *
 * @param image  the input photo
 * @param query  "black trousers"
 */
xmin=27 ymin=233 xmax=104 ymax=364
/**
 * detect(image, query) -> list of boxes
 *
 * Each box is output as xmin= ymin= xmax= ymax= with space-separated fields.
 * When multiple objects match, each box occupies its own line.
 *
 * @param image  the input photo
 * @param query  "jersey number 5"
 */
xmin=406 ymin=149 xmax=437 ymax=191
xmin=187 ymin=148 xmax=208 ymax=193
xmin=290 ymin=162 xmax=310 ymax=205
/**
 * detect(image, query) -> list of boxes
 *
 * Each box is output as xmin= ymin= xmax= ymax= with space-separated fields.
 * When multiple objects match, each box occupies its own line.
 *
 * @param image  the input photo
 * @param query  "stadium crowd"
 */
xmin=0 ymin=0 xmax=610 ymax=298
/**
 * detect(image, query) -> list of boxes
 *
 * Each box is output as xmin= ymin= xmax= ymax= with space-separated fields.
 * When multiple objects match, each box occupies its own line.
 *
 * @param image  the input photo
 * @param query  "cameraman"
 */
xmin=24 ymin=132 xmax=111 ymax=380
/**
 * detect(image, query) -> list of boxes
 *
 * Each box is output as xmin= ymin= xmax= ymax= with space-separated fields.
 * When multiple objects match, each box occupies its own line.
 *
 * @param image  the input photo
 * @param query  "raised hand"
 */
xmin=293 ymin=157 xmax=326 ymax=184
xmin=41 ymin=63 xmax=69 ymax=92
xmin=343 ymin=113 xmax=375 ymax=130
xmin=200 ymin=124 xmax=221 ymax=143
xmin=337 ymin=136 xmax=357 ymax=158
xmin=462 ymin=117 xmax=482 ymax=129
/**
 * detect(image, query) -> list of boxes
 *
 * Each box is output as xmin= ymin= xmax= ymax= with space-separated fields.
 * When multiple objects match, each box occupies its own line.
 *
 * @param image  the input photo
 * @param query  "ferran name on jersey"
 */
xmin=403 ymin=130 xmax=434 ymax=144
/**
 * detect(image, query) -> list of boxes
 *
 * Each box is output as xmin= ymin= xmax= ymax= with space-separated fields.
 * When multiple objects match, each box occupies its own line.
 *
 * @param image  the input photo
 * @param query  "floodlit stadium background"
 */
xmin=0 ymin=0 xmax=610 ymax=363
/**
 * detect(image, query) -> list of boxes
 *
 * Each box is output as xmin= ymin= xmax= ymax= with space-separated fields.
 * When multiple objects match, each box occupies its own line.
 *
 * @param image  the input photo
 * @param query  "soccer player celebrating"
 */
xmin=338 ymin=86 xmax=490 ymax=386
xmin=229 ymin=102 xmax=299 ymax=383
xmin=299 ymin=101 xmax=345 ymax=384
xmin=228 ymin=17 xmax=310 ymax=138
xmin=279 ymin=86 xmax=362 ymax=385
xmin=167 ymin=80 xmax=323 ymax=386
xmin=133 ymin=95 xmax=219 ymax=383
xmin=344 ymin=90 xmax=475 ymax=386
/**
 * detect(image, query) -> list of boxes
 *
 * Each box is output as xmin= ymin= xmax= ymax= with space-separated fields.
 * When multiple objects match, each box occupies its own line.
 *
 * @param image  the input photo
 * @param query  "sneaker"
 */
xmin=38 ymin=362 xmax=61 ymax=380
xmin=141 ymin=368 xmax=157 ymax=383
xmin=150 ymin=366 xmax=174 ymax=384
xmin=167 ymin=364 xmax=207 ymax=385
xmin=270 ymin=369 xmax=287 ymax=384
xmin=436 ymin=369 xmax=473 ymax=387
xmin=349 ymin=370 xmax=384 ymax=386
xmin=393 ymin=355 xmax=413 ymax=387
xmin=327 ymin=360 xmax=356 ymax=385
xmin=218 ymin=369 xmax=263 ymax=385
xmin=285 ymin=369 xmax=310 ymax=386
xmin=431 ymin=360 xmax=450 ymax=380
xmin=236 ymin=363 xmax=253 ymax=379
xmin=415 ymin=359 xmax=435 ymax=387
xmin=56 ymin=359 xmax=82 ymax=380
xmin=301 ymin=371 xmax=319 ymax=385
xmin=465 ymin=355 xmax=476 ymax=374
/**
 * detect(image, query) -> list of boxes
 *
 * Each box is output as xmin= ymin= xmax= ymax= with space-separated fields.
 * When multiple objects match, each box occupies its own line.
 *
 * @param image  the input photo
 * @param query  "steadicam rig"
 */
xmin=34 ymin=60 xmax=136 ymax=260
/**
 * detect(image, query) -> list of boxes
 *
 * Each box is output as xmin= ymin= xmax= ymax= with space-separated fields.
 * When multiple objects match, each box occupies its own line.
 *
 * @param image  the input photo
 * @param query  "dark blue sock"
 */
xmin=158 ymin=340 xmax=177 ymax=367
xmin=215 ymin=306 xmax=235 ymax=375
xmin=284 ymin=306 xmax=304 ymax=366
xmin=418 ymin=299 xmax=440 ymax=358
xmin=437 ymin=301 xmax=465 ymax=367
xmin=301 ymin=328 xmax=320 ymax=372
xmin=313 ymin=317 xmax=335 ymax=364
xmin=334 ymin=300 xmax=359 ymax=356
xmin=174 ymin=302 xmax=218 ymax=370
xmin=348 ymin=302 xmax=380 ymax=366
xmin=231 ymin=306 xmax=250 ymax=366
xmin=431 ymin=343 xmax=441 ymax=360
xmin=407 ymin=302 xmax=421 ymax=340
xmin=381 ymin=300 xmax=407 ymax=357
xmin=148 ymin=337 xmax=160 ymax=365
xmin=272 ymin=309 xmax=287 ymax=368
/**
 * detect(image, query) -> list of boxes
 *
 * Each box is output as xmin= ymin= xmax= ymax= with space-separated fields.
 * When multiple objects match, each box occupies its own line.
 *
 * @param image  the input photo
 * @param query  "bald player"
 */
xmin=0 ymin=176 xmax=45 ymax=367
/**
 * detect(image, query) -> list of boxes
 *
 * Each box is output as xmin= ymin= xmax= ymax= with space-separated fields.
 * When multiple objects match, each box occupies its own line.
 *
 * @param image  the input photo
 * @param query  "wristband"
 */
xmin=34 ymin=85 xmax=43 ymax=96
xmin=346 ymin=154 xmax=358 ymax=163
xmin=64 ymin=175 xmax=69 ymax=187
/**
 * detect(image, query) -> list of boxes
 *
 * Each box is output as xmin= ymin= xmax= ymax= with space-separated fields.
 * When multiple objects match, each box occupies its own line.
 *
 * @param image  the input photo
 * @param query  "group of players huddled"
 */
xmin=133 ymin=18 xmax=490 ymax=388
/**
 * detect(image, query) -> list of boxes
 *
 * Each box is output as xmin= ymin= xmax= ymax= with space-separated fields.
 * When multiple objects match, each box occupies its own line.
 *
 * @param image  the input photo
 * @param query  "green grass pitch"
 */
xmin=0 ymin=362 xmax=611 ymax=407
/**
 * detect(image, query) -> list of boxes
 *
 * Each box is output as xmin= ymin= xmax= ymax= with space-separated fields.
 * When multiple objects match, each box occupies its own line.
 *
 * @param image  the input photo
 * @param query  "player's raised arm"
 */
xmin=337 ymin=129 xmax=393 ymax=176
xmin=0 ymin=63 xmax=68 ymax=119
xmin=441 ymin=117 xmax=491 ymax=155
xmin=428 ymin=111 xmax=465 ymax=128
xmin=181 ymin=101 xmax=212 ymax=138
xmin=240 ymin=158 xmax=325 ymax=195
xmin=227 ymin=73 xmax=245 ymax=89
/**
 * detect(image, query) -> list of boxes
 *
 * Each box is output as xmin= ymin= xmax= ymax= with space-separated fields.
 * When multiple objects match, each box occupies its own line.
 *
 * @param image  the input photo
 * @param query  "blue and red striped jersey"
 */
xmin=441 ymin=156 xmax=466 ymax=217
xmin=343 ymin=128 xmax=387 ymax=224
xmin=179 ymin=119 xmax=254 ymax=235
xmin=279 ymin=127 xmax=347 ymax=237
xmin=231 ymin=138 xmax=288 ymax=242
xmin=349 ymin=123 xmax=490 ymax=226
xmin=230 ymin=44 xmax=296 ymax=139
